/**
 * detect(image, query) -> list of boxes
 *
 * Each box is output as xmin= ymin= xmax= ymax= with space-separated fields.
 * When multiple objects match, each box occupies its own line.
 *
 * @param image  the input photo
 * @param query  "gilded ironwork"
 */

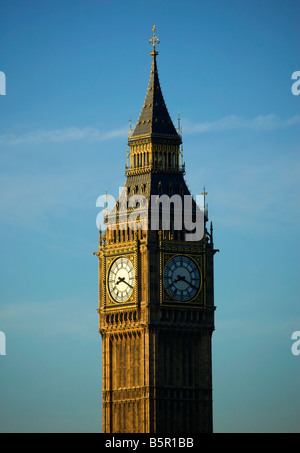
xmin=149 ymin=24 xmax=160 ymax=54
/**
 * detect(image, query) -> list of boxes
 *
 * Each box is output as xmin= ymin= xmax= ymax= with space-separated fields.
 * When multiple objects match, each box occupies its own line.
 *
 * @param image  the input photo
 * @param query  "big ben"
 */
xmin=95 ymin=26 xmax=218 ymax=433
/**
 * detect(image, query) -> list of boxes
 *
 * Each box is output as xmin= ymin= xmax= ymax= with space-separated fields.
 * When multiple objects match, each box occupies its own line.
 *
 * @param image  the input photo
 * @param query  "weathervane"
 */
xmin=149 ymin=25 xmax=160 ymax=54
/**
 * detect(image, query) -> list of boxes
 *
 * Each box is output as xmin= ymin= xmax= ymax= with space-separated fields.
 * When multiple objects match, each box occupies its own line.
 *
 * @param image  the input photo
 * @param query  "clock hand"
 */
xmin=181 ymin=275 xmax=198 ymax=290
xmin=174 ymin=275 xmax=186 ymax=283
xmin=174 ymin=275 xmax=198 ymax=291
xmin=116 ymin=276 xmax=133 ymax=289
xmin=123 ymin=280 xmax=133 ymax=289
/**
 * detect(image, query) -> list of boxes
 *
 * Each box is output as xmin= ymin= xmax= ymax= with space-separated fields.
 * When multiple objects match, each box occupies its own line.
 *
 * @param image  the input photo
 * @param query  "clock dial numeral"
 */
xmin=108 ymin=257 xmax=135 ymax=303
xmin=164 ymin=255 xmax=200 ymax=302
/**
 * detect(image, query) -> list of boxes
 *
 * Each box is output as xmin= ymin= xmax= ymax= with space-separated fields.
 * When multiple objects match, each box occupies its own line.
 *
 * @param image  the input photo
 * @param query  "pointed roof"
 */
xmin=129 ymin=27 xmax=182 ymax=144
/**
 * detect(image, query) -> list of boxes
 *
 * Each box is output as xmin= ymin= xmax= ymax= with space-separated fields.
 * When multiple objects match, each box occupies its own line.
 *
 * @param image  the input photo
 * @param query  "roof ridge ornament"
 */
xmin=149 ymin=25 xmax=160 ymax=55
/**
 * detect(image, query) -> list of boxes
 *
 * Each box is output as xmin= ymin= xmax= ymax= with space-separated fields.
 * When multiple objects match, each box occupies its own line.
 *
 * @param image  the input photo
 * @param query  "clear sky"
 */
xmin=0 ymin=0 xmax=299 ymax=433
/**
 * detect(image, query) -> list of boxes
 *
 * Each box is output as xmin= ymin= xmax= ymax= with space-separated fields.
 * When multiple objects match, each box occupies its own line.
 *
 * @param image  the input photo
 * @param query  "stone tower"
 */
xmin=95 ymin=26 xmax=218 ymax=433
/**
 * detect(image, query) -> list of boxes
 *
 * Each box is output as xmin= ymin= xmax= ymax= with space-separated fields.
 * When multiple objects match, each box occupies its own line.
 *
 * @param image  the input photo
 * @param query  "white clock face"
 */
xmin=108 ymin=257 xmax=135 ymax=303
xmin=164 ymin=255 xmax=200 ymax=302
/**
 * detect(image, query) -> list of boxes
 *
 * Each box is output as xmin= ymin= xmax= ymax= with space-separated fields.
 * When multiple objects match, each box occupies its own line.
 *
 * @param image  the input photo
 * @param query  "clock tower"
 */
xmin=96 ymin=26 xmax=218 ymax=433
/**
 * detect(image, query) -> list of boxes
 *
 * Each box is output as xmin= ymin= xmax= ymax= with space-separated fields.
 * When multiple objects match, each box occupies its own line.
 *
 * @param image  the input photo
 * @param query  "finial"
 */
xmin=149 ymin=25 xmax=160 ymax=55
xmin=177 ymin=112 xmax=181 ymax=135
xmin=180 ymin=144 xmax=183 ymax=167
xmin=128 ymin=113 xmax=132 ymax=137
xmin=210 ymin=221 xmax=214 ymax=245
xmin=201 ymin=186 xmax=208 ymax=216
xmin=99 ymin=226 xmax=102 ymax=247
xmin=104 ymin=188 xmax=109 ymax=224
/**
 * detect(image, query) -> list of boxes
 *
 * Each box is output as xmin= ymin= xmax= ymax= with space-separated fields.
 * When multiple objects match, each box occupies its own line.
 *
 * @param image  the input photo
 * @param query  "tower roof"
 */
xmin=129 ymin=26 xmax=182 ymax=144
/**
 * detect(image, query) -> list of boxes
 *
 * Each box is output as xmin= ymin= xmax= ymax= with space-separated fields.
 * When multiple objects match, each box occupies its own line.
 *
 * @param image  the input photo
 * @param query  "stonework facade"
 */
xmin=95 ymin=27 xmax=218 ymax=433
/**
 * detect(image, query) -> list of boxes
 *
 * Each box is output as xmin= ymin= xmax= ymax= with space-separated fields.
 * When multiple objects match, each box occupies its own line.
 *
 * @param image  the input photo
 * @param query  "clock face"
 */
xmin=164 ymin=255 xmax=200 ymax=302
xmin=108 ymin=257 xmax=135 ymax=303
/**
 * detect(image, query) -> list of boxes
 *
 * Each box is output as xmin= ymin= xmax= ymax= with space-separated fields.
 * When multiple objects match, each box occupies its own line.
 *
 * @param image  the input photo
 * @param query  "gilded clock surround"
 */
xmin=108 ymin=256 xmax=135 ymax=304
xmin=96 ymin=26 xmax=218 ymax=433
xmin=103 ymin=248 xmax=138 ymax=309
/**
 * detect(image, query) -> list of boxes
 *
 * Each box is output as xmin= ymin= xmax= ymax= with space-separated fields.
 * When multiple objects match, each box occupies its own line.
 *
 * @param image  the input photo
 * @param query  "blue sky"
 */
xmin=0 ymin=0 xmax=299 ymax=433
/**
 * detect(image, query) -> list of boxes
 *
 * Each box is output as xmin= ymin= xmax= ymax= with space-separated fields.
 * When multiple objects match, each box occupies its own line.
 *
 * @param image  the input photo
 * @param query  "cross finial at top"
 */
xmin=201 ymin=186 xmax=208 ymax=196
xmin=202 ymin=185 xmax=208 ymax=204
xmin=149 ymin=25 xmax=160 ymax=55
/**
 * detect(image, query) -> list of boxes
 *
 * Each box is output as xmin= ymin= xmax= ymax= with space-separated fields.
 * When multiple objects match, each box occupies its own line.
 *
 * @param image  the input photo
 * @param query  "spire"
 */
xmin=129 ymin=26 xmax=182 ymax=144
